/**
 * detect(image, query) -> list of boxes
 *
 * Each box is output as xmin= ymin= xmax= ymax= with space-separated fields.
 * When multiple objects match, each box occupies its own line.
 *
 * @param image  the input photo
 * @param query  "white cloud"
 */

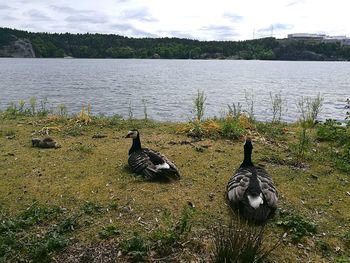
xmin=1 ymin=0 xmax=350 ymax=40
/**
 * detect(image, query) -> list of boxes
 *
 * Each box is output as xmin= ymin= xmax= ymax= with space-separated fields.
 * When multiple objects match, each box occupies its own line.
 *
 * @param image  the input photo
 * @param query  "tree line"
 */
xmin=1 ymin=27 xmax=350 ymax=60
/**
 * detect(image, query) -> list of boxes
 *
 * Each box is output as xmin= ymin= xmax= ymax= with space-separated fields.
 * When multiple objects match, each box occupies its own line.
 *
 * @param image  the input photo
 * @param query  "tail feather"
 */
xmin=238 ymin=202 xmax=273 ymax=224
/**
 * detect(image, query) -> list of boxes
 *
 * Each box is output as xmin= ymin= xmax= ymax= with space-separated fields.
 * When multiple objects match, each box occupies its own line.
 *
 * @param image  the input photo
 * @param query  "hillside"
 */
xmin=1 ymin=27 xmax=350 ymax=60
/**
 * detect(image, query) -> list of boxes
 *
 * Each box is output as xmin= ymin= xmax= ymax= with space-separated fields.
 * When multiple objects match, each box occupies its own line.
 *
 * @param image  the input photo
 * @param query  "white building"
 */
xmin=288 ymin=33 xmax=350 ymax=46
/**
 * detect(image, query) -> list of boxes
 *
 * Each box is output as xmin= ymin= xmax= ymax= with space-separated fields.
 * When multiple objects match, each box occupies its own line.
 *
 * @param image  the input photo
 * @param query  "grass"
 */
xmin=212 ymin=218 xmax=281 ymax=263
xmin=1 ymin=109 xmax=350 ymax=262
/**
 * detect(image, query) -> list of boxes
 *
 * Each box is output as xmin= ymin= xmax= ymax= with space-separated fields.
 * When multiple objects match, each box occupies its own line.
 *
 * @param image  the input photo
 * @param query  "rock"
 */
xmin=0 ymin=38 xmax=35 ymax=58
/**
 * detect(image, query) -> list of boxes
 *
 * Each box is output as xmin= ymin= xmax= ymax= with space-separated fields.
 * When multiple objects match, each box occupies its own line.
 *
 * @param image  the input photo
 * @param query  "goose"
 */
xmin=31 ymin=137 xmax=60 ymax=148
xmin=227 ymin=138 xmax=278 ymax=223
xmin=125 ymin=130 xmax=181 ymax=180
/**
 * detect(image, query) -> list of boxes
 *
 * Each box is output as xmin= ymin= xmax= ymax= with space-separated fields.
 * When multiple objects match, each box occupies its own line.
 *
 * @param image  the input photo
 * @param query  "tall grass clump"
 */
xmin=346 ymin=98 xmax=350 ymax=127
xmin=270 ymin=92 xmax=283 ymax=123
xmin=38 ymin=97 xmax=50 ymax=116
xmin=128 ymin=100 xmax=134 ymax=120
xmin=212 ymin=219 xmax=280 ymax=263
xmin=29 ymin=97 xmax=37 ymax=115
xmin=56 ymin=104 xmax=68 ymax=117
xmin=227 ymin=102 xmax=242 ymax=119
xmin=244 ymin=90 xmax=255 ymax=121
xmin=188 ymin=90 xmax=206 ymax=138
xmin=75 ymin=104 xmax=92 ymax=124
xmin=193 ymin=90 xmax=206 ymax=122
xmin=142 ymin=99 xmax=148 ymax=120
xmin=296 ymin=94 xmax=324 ymax=159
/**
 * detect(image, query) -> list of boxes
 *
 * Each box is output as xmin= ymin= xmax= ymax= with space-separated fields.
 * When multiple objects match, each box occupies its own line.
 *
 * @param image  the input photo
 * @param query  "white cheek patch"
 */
xmin=156 ymin=163 xmax=170 ymax=169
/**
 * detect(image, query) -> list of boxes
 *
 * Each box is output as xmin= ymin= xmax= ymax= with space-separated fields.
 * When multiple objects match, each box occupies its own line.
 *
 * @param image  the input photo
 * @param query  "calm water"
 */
xmin=0 ymin=58 xmax=349 ymax=122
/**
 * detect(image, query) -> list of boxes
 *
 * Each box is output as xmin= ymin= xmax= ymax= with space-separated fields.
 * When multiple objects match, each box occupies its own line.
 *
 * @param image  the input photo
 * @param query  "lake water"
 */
xmin=0 ymin=58 xmax=349 ymax=122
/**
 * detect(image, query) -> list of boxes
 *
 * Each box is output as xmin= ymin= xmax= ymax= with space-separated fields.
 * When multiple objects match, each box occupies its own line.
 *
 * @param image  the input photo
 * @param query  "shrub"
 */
xmin=220 ymin=116 xmax=245 ymax=139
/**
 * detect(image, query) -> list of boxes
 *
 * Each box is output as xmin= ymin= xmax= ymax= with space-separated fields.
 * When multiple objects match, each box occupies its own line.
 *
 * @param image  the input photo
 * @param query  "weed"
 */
xmin=121 ymin=232 xmax=149 ymax=261
xmin=57 ymin=104 xmax=68 ymax=117
xmin=38 ymin=97 xmax=50 ymax=116
xmin=343 ymin=231 xmax=350 ymax=248
xmin=81 ymin=202 xmax=103 ymax=215
xmin=128 ymin=100 xmax=134 ymax=120
xmin=152 ymin=207 xmax=194 ymax=256
xmin=18 ymin=99 xmax=26 ymax=113
xmin=244 ymin=90 xmax=255 ymax=120
xmin=277 ymin=211 xmax=317 ymax=242
xmin=142 ymin=99 xmax=148 ymax=120
xmin=270 ymin=92 xmax=283 ymax=123
xmin=346 ymin=98 xmax=350 ymax=127
xmin=75 ymin=104 xmax=92 ymax=124
xmin=99 ymin=225 xmax=120 ymax=239
xmin=220 ymin=116 xmax=245 ymax=139
xmin=29 ymin=233 xmax=68 ymax=263
xmin=336 ymin=256 xmax=350 ymax=263
xmin=71 ymin=143 xmax=94 ymax=153
xmin=193 ymin=90 xmax=206 ymax=122
xmin=212 ymin=218 xmax=280 ymax=263
xmin=63 ymin=125 xmax=84 ymax=137
xmin=255 ymin=122 xmax=287 ymax=141
xmin=29 ymin=97 xmax=37 ymax=115
xmin=316 ymin=119 xmax=347 ymax=142
xmin=316 ymin=240 xmax=331 ymax=257
xmin=56 ymin=215 xmax=79 ymax=234
xmin=227 ymin=102 xmax=242 ymax=119
xmin=297 ymin=94 xmax=323 ymax=126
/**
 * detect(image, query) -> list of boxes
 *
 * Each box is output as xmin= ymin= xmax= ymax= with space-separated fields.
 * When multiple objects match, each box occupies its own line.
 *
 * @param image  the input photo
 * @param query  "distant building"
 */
xmin=288 ymin=33 xmax=326 ymax=40
xmin=288 ymin=33 xmax=350 ymax=46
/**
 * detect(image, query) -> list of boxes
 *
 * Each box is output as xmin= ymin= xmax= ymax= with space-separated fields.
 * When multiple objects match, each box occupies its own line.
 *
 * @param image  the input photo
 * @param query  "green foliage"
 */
xmin=270 ymin=92 xmax=283 ymax=123
xmin=220 ymin=117 xmax=245 ymax=139
xmin=81 ymin=202 xmax=104 ymax=215
xmin=227 ymin=102 xmax=242 ymax=119
xmin=316 ymin=119 xmax=347 ymax=142
xmin=121 ymin=232 xmax=150 ymax=261
xmin=153 ymin=207 xmax=194 ymax=244
xmin=2 ymin=27 xmax=350 ymax=60
xmin=336 ymin=256 xmax=350 ymax=263
xmin=193 ymin=90 xmax=206 ymax=122
xmin=255 ymin=122 xmax=287 ymax=141
xmin=0 ymin=202 xmax=77 ymax=262
xmin=316 ymin=119 xmax=350 ymax=172
xmin=244 ymin=91 xmax=255 ymax=120
xmin=346 ymin=98 xmax=350 ymax=127
xmin=297 ymin=94 xmax=324 ymax=126
xmin=212 ymin=219 xmax=280 ymax=263
xmin=99 ymin=225 xmax=120 ymax=239
xmin=277 ymin=211 xmax=317 ymax=242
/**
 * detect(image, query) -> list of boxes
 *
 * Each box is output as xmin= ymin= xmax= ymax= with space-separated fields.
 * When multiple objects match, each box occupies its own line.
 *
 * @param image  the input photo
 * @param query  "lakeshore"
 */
xmin=1 ymin=109 xmax=349 ymax=262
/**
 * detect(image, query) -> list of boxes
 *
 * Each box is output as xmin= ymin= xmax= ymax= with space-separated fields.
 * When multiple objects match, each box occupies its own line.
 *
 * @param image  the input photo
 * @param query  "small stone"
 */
xmin=209 ymin=193 xmax=215 ymax=200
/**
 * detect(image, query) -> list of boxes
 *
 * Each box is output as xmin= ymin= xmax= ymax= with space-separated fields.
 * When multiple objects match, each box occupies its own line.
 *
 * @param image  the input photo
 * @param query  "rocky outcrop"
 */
xmin=0 ymin=38 xmax=35 ymax=58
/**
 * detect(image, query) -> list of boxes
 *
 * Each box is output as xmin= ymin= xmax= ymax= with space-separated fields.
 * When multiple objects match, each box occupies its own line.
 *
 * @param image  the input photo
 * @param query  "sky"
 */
xmin=0 ymin=0 xmax=349 ymax=41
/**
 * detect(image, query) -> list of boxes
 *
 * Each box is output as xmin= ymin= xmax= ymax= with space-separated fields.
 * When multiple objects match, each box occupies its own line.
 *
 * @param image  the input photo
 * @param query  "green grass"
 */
xmin=0 ymin=113 xmax=350 ymax=262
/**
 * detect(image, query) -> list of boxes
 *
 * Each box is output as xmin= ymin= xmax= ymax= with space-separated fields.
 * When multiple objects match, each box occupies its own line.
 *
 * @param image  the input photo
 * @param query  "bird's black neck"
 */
xmin=129 ymin=135 xmax=142 ymax=155
xmin=240 ymin=148 xmax=253 ymax=168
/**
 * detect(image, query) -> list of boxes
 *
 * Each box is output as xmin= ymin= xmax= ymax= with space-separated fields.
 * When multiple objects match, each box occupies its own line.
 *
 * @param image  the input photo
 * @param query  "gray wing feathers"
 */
xmin=128 ymin=148 xmax=180 ymax=180
xmin=227 ymin=169 xmax=251 ymax=203
xmin=256 ymin=168 xmax=278 ymax=208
